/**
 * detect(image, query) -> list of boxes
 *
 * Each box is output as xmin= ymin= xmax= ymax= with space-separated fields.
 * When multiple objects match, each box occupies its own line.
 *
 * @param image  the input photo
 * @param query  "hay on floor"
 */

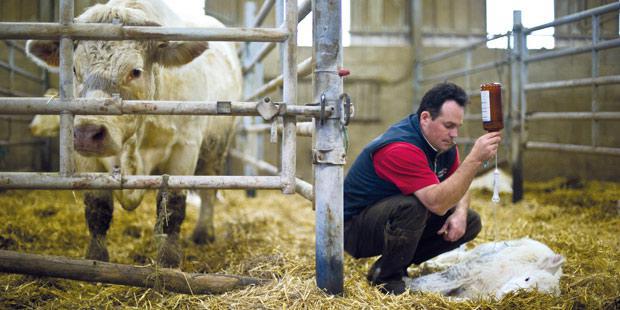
xmin=0 ymin=178 xmax=618 ymax=309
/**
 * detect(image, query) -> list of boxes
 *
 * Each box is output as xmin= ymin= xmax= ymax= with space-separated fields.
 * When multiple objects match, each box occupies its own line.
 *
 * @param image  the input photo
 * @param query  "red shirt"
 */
xmin=373 ymin=142 xmax=460 ymax=195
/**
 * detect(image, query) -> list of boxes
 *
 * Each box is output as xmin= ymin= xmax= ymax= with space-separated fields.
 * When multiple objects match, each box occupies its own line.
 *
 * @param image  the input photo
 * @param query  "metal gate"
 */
xmin=0 ymin=0 xmax=346 ymax=295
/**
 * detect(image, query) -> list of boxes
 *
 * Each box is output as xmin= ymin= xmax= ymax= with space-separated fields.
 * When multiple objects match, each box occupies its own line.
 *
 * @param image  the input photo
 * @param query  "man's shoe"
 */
xmin=367 ymin=258 xmax=408 ymax=295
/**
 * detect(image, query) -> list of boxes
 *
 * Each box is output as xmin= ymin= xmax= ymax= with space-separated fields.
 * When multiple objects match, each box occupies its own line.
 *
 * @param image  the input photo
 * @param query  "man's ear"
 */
xmin=420 ymin=110 xmax=431 ymax=123
xmin=152 ymin=41 xmax=209 ymax=67
xmin=26 ymin=40 xmax=60 ymax=72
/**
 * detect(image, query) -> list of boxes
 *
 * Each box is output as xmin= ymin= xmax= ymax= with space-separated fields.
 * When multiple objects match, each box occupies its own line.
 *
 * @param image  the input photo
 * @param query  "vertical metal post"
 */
xmin=591 ymin=15 xmax=600 ymax=147
xmin=8 ymin=42 xmax=15 ymax=93
xmin=504 ymin=30 xmax=513 ymax=156
xmin=59 ymin=0 xmax=75 ymax=176
xmin=464 ymin=49 xmax=472 ymax=92
xmin=242 ymin=1 xmax=258 ymax=197
xmin=411 ymin=0 xmax=422 ymax=111
xmin=511 ymin=11 xmax=524 ymax=202
xmin=313 ymin=0 xmax=344 ymax=295
xmin=38 ymin=0 xmax=53 ymax=94
xmin=280 ymin=0 xmax=297 ymax=194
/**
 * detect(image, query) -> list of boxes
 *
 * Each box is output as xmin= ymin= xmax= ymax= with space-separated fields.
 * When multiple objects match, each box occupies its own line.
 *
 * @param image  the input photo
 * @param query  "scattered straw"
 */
xmin=0 ymin=178 xmax=619 ymax=308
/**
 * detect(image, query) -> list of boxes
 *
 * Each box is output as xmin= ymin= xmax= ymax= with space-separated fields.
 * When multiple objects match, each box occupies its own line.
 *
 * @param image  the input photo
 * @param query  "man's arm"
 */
xmin=414 ymin=131 xmax=501 ymax=215
xmin=437 ymin=190 xmax=470 ymax=241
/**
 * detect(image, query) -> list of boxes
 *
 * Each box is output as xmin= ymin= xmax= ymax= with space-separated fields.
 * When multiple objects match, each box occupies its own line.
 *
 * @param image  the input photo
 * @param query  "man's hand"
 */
xmin=469 ymin=131 xmax=502 ymax=163
xmin=437 ymin=209 xmax=467 ymax=242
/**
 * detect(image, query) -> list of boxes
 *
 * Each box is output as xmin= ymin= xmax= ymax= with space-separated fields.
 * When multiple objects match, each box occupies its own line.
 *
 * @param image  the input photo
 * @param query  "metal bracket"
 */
xmin=256 ymin=97 xmax=279 ymax=121
xmin=313 ymin=147 xmax=347 ymax=165
xmin=216 ymin=101 xmax=232 ymax=114
xmin=339 ymin=93 xmax=353 ymax=126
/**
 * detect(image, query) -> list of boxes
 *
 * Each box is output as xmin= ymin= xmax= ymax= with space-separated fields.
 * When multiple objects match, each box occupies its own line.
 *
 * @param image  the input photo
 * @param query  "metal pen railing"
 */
xmin=0 ymin=0 xmax=345 ymax=294
xmin=413 ymin=2 xmax=620 ymax=202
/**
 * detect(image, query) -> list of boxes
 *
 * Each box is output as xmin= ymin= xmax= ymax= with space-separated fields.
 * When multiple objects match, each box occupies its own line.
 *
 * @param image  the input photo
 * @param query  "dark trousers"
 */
xmin=344 ymin=194 xmax=481 ymax=266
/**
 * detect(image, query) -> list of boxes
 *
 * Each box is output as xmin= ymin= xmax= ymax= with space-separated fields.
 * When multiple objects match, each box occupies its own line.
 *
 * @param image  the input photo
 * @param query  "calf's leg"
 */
xmin=155 ymin=190 xmax=186 ymax=268
xmin=84 ymin=190 xmax=114 ymax=261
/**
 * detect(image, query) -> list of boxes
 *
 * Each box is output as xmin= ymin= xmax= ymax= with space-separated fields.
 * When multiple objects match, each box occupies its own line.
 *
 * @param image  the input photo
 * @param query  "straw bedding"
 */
xmin=0 ymin=178 xmax=618 ymax=309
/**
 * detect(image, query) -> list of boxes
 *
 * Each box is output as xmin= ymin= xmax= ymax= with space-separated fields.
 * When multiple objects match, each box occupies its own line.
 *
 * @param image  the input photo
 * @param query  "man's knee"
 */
xmin=464 ymin=210 xmax=482 ymax=241
xmin=389 ymin=195 xmax=428 ymax=226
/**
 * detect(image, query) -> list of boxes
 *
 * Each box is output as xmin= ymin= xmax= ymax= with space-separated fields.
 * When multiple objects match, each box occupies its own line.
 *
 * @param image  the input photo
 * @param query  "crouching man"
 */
xmin=343 ymin=82 xmax=502 ymax=295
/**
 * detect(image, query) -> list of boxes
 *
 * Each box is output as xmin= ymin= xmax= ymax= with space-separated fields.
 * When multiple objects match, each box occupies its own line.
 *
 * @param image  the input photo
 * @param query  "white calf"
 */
xmin=405 ymin=238 xmax=565 ymax=299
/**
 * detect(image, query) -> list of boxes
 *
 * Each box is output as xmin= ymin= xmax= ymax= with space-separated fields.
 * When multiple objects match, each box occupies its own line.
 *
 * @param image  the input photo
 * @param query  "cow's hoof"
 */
xmin=86 ymin=237 xmax=109 ymax=262
xmin=156 ymin=237 xmax=182 ymax=268
xmin=191 ymin=229 xmax=215 ymax=245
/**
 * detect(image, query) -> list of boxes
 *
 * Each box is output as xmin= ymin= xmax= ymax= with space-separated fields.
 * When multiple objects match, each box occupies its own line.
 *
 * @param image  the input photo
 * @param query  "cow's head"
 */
xmin=26 ymin=4 xmax=208 ymax=157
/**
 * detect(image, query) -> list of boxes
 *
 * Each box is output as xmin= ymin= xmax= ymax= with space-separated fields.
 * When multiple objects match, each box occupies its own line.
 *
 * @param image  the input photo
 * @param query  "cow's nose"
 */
xmin=75 ymin=124 xmax=107 ymax=141
xmin=74 ymin=124 xmax=108 ymax=154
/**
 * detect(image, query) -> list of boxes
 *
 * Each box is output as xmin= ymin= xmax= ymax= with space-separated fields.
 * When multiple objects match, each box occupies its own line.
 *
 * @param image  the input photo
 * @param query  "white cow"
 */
xmin=405 ymin=238 xmax=565 ymax=299
xmin=26 ymin=0 xmax=242 ymax=267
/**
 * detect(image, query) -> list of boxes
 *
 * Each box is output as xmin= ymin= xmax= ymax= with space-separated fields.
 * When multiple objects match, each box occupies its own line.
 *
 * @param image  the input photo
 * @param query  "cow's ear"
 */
xmin=26 ymin=40 xmax=60 ymax=72
xmin=152 ymin=41 xmax=209 ymax=67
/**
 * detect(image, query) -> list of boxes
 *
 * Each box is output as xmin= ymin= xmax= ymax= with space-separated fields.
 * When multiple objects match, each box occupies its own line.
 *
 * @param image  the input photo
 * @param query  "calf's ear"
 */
xmin=152 ymin=41 xmax=209 ymax=67
xmin=26 ymin=40 xmax=61 ymax=72
xmin=538 ymin=254 xmax=565 ymax=275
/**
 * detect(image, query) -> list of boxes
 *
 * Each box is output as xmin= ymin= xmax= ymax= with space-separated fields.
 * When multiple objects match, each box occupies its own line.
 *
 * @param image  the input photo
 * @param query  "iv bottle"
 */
xmin=480 ymin=83 xmax=504 ymax=132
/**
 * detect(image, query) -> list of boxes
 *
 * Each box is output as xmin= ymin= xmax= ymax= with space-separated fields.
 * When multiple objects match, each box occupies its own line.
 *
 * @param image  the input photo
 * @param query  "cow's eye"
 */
xmin=130 ymin=68 xmax=142 ymax=79
xmin=525 ymin=277 xmax=530 ymax=282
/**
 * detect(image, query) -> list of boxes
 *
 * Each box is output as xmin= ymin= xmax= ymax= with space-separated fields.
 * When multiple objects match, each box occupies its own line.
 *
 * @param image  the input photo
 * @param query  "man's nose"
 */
xmin=450 ymin=128 xmax=458 ymax=137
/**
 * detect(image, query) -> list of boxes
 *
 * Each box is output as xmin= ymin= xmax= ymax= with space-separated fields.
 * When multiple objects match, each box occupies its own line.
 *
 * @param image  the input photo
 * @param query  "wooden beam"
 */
xmin=0 ymin=250 xmax=266 ymax=295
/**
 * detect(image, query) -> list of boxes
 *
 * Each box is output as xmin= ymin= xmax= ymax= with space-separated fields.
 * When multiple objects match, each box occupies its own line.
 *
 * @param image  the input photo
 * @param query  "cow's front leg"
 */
xmin=84 ymin=190 xmax=114 ymax=261
xmin=192 ymin=189 xmax=215 ymax=244
xmin=155 ymin=190 xmax=186 ymax=268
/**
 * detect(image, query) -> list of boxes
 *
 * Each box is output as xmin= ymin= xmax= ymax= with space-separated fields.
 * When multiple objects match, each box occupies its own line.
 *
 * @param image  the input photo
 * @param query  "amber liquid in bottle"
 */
xmin=480 ymin=83 xmax=504 ymax=132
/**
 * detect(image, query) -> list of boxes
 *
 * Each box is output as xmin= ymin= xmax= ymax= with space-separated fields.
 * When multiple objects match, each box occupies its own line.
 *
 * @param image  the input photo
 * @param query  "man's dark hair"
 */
xmin=416 ymin=82 xmax=468 ymax=120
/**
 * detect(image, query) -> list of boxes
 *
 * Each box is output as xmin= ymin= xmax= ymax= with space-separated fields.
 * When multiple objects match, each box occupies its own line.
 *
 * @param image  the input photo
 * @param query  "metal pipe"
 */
xmin=0 ymin=23 xmax=289 ymax=42
xmin=313 ymin=0 xmax=344 ymax=295
xmin=463 ymin=114 xmax=482 ymax=121
xmin=242 ymin=1 xmax=261 ymax=198
xmin=0 ymin=60 xmax=45 ymax=82
xmin=281 ymin=0 xmax=298 ymax=195
xmin=411 ymin=0 xmax=422 ymax=111
xmin=0 ymin=140 xmax=44 ymax=147
xmin=511 ymin=10 xmax=524 ymax=202
xmin=242 ymin=0 xmax=312 ymax=74
xmin=240 ymin=121 xmax=314 ymax=136
xmin=0 ymin=173 xmax=284 ymax=190
xmin=524 ymin=75 xmax=620 ymax=91
xmin=421 ymin=58 xmax=510 ymax=84
xmin=245 ymin=57 xmax=313 ymax=100
xmin=526 ymin=141 xmax=620 ymax=156
xmin=59 ymin=0 xmax=75 ymax=177
xmin=525 ymin=38 xmax=620 ymax=63
xmin=0 ymin=98 xmax=332 ymax=118
xmin=0 ymin=86 xmax=32 ymax=97
xmin=2 ymin=40 xmax=26 ymax=53
xmin=243 ymin=42 xmax=276 ymax=74
xmin=420 ymin=32 xmax=511 ymax=65
xmin=229 ymin=149 xmax=313 ymax=201
xmin=526 ymin=2 xmax=620 ymax=34
xmin=252 ymin=0 xmax=275 ymax=28
xmin=591 ymin=16 xmax=600 ymax=148
xmin=527 ymin=112 xmax=620 ymax=121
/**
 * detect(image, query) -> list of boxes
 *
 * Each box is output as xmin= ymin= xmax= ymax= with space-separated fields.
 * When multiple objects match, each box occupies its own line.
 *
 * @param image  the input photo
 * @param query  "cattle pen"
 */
xmin=0 ymin=0 xmax=348 ymax=295
xmin=1 ymin=1 xmax=620 ymax=309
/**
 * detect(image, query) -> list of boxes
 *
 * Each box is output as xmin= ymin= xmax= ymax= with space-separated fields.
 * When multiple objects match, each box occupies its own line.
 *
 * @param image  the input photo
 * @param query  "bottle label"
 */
xmin=481 ymin=90 xmax=491 ymax=122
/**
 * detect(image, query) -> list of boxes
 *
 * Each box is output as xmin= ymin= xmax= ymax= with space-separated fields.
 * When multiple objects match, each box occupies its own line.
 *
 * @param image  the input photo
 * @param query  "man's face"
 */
xmin=420 ymin=100 xmax=464 ymax=152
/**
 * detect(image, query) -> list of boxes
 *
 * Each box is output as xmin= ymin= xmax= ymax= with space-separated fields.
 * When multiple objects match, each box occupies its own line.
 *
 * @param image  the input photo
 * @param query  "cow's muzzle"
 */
xmin=74 ymin=124 xmax=117 ymax=156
